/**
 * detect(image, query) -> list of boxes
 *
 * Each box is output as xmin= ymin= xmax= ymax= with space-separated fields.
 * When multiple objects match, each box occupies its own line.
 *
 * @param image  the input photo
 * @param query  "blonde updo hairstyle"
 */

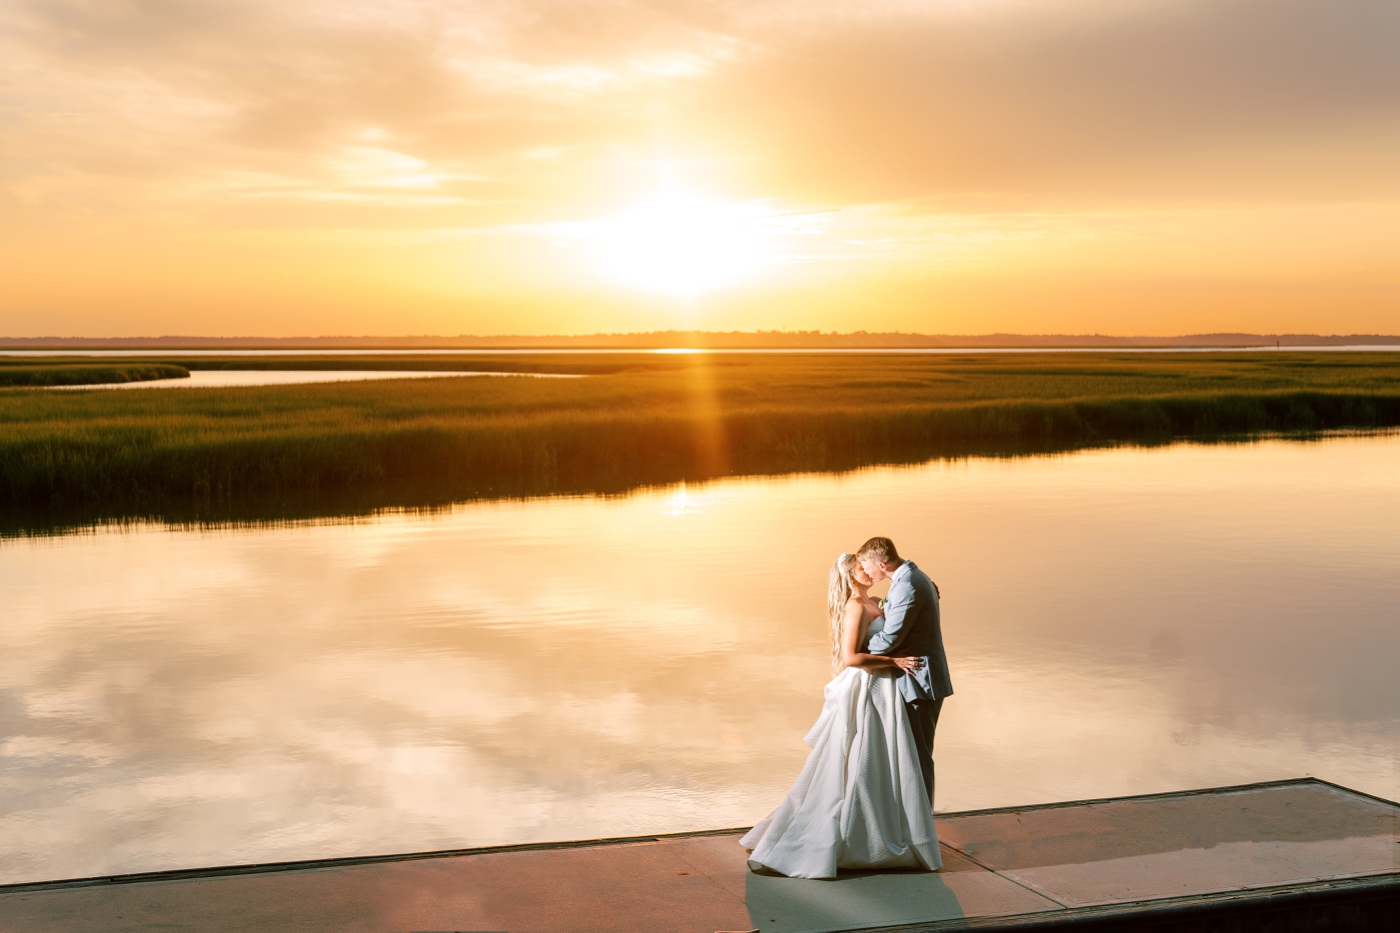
xmin=827 ymin=552 xmax=860 ymax=674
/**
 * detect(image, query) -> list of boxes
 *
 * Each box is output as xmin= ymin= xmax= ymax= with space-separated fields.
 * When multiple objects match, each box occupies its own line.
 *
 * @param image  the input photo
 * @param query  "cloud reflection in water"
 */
xmin=1 ymin=433 xmax=1397 ymax=884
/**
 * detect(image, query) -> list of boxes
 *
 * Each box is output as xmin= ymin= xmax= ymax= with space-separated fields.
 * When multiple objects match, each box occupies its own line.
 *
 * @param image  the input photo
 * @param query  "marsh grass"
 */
xmin=3 ymin=352 xmax=1398 ymax=533
xmin=0 ymin=362 xmax=189 ymax=386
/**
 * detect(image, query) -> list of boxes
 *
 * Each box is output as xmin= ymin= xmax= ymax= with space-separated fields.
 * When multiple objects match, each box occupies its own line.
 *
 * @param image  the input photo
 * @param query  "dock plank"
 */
xmin=1 ymin=779 xmax=1396 ymax=932
xmin=937 ymin=780 xmax=1399 ymax=908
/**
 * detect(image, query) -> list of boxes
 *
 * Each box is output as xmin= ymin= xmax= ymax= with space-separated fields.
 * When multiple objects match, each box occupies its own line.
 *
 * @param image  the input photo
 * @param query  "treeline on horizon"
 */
xmin=2 ymin=352 xmax=1399 ymax=535
xmin=4 ymin=332 xmax=1400 ymax=350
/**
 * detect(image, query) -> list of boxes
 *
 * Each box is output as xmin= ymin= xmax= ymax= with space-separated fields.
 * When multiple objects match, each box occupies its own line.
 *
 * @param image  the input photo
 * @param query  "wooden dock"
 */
xmin=1 ymin=778 xmax=1396 ymax=932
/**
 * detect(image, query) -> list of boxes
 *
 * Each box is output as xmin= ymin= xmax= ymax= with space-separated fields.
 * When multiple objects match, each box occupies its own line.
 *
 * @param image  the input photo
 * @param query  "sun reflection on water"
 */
xmin=1 ymin=434 xmax=1397 ymax=883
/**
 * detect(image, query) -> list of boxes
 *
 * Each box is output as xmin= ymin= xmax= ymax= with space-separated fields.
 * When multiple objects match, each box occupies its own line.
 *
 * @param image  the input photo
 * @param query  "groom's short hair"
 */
xmin=857 ymin=537 xmax=901 ymax=565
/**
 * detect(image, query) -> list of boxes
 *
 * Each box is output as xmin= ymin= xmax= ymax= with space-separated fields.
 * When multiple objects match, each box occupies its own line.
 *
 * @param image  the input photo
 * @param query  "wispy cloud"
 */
xmin=1 ymin=0 xmax=1398 ymax=334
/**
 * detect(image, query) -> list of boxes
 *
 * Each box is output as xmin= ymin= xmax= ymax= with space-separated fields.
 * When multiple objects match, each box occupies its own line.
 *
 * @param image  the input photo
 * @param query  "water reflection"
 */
xmin=1 ymin=434 xmax=1397 ymax=884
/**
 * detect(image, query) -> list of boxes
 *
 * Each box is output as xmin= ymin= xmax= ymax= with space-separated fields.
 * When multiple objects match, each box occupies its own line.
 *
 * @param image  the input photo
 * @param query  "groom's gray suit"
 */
xmin=865 ymin=560 xmax=952 ymax=806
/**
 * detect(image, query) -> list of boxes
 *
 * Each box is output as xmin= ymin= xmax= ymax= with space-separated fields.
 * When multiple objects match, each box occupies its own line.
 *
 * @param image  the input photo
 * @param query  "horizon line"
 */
xmin=4 ymin=330 xmax=1400 ymax=351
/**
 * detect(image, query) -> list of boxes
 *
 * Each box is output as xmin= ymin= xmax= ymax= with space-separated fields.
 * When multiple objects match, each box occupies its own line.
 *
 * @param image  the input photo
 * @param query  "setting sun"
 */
xmin=591 ymin=192 xmax=764 ymax=296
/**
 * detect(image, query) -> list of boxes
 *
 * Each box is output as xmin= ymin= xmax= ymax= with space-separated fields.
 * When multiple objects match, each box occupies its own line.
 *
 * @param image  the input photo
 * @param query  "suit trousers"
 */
xmin=905 ymin=697 xmax=944 ymax=808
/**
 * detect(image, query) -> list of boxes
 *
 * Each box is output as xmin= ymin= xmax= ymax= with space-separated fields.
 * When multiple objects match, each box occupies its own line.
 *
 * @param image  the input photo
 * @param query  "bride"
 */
xmin=740 ymin=552 xmax=943 ymax=879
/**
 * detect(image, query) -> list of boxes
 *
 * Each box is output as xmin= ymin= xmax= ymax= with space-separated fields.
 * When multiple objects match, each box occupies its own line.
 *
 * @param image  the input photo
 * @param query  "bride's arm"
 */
xmin=840 ymin=600 xmax=923 ymax=672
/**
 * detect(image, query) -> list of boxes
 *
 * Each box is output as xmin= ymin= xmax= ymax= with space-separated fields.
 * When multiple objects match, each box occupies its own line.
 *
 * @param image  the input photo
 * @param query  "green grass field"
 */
xmin=2 ymin=351 xmax=1398 ymax=533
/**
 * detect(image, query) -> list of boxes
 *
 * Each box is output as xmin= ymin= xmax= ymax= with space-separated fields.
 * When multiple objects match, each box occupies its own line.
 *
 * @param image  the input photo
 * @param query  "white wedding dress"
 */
xmin=741 ymin=616 xmax=942 ymax=879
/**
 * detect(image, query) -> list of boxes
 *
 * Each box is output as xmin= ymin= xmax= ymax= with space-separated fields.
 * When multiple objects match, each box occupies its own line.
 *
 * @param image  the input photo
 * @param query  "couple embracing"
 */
xmin=741 ymin=537 xmax=953 ymax=880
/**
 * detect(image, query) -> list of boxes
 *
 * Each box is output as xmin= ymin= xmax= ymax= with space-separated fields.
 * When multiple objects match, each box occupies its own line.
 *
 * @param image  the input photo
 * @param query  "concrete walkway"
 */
xmin=1 ymin=779 xmax=1396 ymax=932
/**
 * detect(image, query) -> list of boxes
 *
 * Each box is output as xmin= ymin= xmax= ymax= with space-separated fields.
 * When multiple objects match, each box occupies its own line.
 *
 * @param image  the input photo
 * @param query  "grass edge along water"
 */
xmin=0 ymin=363 xmax=190 ymax=387
xmin=2 ymin=351 xmax=1399 ymax=533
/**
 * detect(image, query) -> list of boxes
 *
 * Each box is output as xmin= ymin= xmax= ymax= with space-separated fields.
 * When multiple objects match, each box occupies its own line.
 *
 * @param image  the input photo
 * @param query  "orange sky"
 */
xmin=3 ymin=0 xmax=1398 ymax=337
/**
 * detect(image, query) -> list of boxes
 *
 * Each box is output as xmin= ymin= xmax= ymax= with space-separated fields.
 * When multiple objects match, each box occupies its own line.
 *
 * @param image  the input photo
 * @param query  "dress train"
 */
xmin=740 ymin=666 xmax=941 ymax=879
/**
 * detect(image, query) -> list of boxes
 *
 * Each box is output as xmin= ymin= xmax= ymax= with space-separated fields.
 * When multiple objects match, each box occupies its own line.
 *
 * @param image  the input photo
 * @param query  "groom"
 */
xmin=857 ymin=536 xmax=953 ymax=809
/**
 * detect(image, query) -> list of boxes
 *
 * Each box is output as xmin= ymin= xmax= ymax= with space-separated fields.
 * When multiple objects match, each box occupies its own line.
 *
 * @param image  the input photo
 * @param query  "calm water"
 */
xmin=2 ymin=434 xmax=1397 ymax=884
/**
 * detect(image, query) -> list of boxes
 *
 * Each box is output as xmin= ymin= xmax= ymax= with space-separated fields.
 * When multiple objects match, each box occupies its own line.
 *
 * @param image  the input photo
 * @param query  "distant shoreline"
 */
xmin=3 ymin=331 xmax=1400 ymax=350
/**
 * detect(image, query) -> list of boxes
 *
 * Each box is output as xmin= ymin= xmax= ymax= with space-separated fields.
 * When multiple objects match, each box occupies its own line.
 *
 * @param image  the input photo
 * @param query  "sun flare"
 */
xmin=593 ymin=192 xmax=761 ymax=296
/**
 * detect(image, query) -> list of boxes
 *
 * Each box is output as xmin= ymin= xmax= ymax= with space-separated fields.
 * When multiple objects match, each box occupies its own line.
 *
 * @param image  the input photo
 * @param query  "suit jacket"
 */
xmin=865 ymin=560 xmax=953 ymax=703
